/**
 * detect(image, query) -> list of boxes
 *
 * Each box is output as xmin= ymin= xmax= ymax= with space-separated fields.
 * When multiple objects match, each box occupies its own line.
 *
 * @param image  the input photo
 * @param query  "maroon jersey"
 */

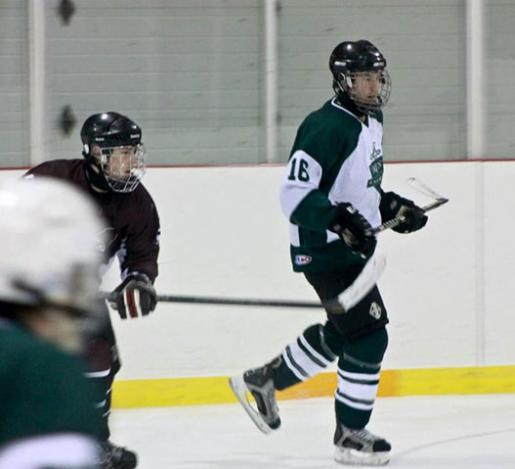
xmin=26 ymin=159 xmax=159 ymax=282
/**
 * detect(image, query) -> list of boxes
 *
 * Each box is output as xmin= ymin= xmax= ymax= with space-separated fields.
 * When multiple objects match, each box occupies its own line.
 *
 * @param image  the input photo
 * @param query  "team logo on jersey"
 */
xmin=294 ymin=254 xmax=312 ymax=266
xmin=370 ymin=142 xmax=382 ymax=161
xmin=369 ymin=302 xmax=382 ymax=319
xmin=367 ymin=156 xmax=383 ymax=189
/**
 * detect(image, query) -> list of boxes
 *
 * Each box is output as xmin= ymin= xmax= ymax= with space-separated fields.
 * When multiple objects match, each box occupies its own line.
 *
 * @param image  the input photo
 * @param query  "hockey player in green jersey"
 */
xmin=231 ymin=40 xmax=428 ymax=466
xmin=0 ymin=178 xmax=106 ymax=468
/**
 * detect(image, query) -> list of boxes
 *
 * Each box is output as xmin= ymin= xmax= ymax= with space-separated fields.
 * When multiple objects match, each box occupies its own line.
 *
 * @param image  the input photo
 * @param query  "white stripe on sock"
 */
xmin=299 ymin=335 xmax=332 ymax=367
xmin=338 ymin=376 xmax=379 ymax=402
xmin=282 ymin=350 xmax=308 ymax=381
xmin=338 ymin=369 xmax=380 ymax=382
xmin=335 ymin=391 xmax=375 ymax=411
xmin=286 ymin=339 xmax=327 ymax=377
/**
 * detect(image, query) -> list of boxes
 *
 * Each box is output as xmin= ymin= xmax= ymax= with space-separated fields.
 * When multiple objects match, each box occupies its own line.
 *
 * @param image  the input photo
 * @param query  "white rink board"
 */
xmin=483 ymin=163 xmax=515 ymax=364
xmin=0 ymin=161 xmax=513 ymax=378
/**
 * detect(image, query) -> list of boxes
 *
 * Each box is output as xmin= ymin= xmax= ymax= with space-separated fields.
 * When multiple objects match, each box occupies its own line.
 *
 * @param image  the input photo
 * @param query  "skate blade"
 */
xmin=334 ymin=447 xmax=390 ymax=466
xmin=228 ymin=375 xmax=273 ymax=435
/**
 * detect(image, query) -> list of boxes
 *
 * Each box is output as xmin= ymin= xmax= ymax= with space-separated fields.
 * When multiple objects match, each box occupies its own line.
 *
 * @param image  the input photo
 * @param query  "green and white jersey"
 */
xmin=0 ymin=319 xmax=102 ymax=448
xmin=280 ymin=98 xmax=384 ymax=272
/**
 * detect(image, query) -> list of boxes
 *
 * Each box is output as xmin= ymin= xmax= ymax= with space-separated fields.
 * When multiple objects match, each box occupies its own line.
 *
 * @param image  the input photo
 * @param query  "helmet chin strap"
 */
xmin=334 ymin=87 xmax=366 ymax=118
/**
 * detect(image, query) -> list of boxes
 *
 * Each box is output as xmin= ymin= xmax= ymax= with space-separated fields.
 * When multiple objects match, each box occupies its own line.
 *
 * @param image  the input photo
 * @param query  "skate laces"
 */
xmin=351 ymin=427 xmax=382 ymax=443
xmin=344 ymin=427 xmax=391 ymax=452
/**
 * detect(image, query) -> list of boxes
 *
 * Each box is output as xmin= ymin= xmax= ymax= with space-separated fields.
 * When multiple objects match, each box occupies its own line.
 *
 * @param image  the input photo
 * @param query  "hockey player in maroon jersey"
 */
xmin=26 ymin=112 xmax=161 ymax=469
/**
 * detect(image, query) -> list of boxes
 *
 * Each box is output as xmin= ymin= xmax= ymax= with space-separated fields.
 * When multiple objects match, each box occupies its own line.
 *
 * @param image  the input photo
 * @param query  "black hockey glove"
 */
xmin=329 ymin=203 xmax=375 ymax=255
xmin=380 ymin=191 xmax=428 ymax=234
xmin=109 ymin=272 xmax=157 ymax=319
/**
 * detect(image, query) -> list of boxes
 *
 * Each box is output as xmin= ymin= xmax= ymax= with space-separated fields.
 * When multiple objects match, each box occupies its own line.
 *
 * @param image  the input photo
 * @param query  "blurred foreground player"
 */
xmin=0 ymin=177 xmax=105 ymax=469
xmin=26 ymin=112 xmax=161 ymax=468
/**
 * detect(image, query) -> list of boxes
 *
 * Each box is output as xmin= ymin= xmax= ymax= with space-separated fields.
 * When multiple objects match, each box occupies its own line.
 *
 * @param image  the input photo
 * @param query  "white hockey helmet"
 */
xmin=0 ymin=177 xmax=105 ymax=313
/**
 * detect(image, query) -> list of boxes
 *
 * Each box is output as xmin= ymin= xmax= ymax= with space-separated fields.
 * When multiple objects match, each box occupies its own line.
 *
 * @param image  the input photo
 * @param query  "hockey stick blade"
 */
xmin=407 ymin=177 xmax=447 ymax=201
xmin=372 ymin=197 xmax=449 ymax=234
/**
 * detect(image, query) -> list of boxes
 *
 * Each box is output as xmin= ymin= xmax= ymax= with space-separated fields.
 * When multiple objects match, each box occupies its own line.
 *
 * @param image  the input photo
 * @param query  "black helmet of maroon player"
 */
xmin=81 ymin=112 xmax=146 ymax=193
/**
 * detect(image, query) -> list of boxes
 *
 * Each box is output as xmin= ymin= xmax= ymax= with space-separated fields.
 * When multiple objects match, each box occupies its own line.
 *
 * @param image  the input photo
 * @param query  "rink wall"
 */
xmin=2 ymin=161 xmax=515 ymax=407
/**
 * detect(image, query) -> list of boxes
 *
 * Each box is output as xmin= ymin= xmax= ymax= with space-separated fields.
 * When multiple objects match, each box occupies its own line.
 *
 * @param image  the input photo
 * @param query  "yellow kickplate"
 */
xmin=112 ymin=365 xmax=515 ymax=409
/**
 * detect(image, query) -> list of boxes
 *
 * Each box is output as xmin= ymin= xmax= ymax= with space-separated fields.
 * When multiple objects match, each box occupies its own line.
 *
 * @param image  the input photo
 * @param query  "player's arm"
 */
xmin=120 ymin=196 xmax=160 ymax=281
xmin=24 ymin=161 xmax=72 ymax=182
xmin=280 ymin=127 xmax=374 ymax=254
xmin=23 ymin=161 xmax=54 ymax=178
xmin=109 ymin=196 xmax=160 ymax=319
xmin=280 ymin=149 xmax=337 ymax=230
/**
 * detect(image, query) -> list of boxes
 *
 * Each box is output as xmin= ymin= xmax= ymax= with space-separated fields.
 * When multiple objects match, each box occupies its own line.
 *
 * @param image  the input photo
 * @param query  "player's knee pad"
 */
xmin=303 ymin=324 xmax=340 ymax=361
xmin=339 ymin=327 xmax=388 ymax=372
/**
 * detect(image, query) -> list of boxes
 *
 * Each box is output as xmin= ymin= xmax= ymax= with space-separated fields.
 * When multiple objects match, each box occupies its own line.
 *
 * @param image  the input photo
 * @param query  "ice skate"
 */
xmin=100 ymin=441 xmax=138 ymax=469
xmin=333 ymin=421 xmax=391 ymax=466
xmin=229 ymin=362 xmax=281 ymax=434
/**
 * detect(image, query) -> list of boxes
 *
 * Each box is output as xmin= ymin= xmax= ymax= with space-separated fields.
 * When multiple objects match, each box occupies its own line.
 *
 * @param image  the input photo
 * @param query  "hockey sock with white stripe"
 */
xmin=273 ymin=324 xmax=337 ymax=390
xmin=335 ymin=365 xmax=380 ymax=428
xmin=334 ymin=327 xmax=388 ymax=428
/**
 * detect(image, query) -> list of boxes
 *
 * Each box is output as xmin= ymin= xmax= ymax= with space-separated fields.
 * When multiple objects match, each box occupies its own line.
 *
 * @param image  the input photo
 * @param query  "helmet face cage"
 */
xmin=334 ymin=69 xmax=391 ymax=114
xmin=97 ymin=143 xmax=146 ymax=193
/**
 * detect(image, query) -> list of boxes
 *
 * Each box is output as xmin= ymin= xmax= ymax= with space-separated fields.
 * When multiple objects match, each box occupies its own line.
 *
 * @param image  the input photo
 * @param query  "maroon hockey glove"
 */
xmin=109 ymin=272 xmax=157 ymax=319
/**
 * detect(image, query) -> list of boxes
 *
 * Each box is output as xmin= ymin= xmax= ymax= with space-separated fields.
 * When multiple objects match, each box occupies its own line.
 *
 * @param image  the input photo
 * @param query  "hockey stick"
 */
xmin=104 ymin=251 xmax=386 ymax=315
xmin=372 ymin=179 xmax=449 ymax=234
xmin=153 ymin=294 xmax=321 ymax=309
xmin=372 ymin=198 xmax=448 ymax=234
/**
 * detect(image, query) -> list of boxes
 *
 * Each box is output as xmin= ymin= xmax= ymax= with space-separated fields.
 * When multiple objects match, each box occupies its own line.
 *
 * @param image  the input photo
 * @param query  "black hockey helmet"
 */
xmin=81 ymin=112 xmax=146 ymax=193
xmin=329 ymin=40 xmax=391 ymax=114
